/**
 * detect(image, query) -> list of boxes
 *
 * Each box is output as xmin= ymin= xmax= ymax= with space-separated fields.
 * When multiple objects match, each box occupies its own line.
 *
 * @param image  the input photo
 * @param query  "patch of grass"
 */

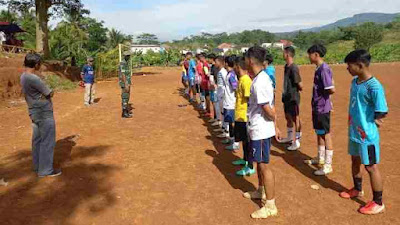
xmin=44 ymin=74 xmax=76 ymax=91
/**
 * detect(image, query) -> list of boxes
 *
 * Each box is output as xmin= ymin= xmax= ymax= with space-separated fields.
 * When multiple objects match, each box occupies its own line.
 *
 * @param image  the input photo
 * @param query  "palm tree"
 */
xmin=107 ymin=28 xmax=132 ymax=49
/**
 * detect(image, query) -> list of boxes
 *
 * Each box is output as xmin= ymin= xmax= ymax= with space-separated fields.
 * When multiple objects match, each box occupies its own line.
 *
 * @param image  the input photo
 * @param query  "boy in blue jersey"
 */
xmin=186 ymin=52 xmax=197 ymax=103
xmin=264 ymin=53 xmax=276 ymax=89
xmin=339 ymin=50 xmax=388 ymax=215
xmin=81 ymin=57 xmax=96 ymax=106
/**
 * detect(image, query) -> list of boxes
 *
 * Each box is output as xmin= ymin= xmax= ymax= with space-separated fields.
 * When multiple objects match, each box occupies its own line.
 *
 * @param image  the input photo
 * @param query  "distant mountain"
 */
xmin=276 ymin=12 xmax=400 ymax=37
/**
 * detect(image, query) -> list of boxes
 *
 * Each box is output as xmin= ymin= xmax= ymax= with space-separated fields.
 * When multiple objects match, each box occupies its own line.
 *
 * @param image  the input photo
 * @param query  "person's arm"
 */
xmin=80 ymin=66 xmax=85 ymax=80
xmin=262 ymin=103 xmax=276 ymax=121
xmin=32 ymin=77 xmax=53 ymax=98
xmin=322 ymin=68 xmax=335 ymax=95
xmin=371 ymin=84 xmax=389 ymax=127
xmin=292 ymin=66 xmax=303 ymax=91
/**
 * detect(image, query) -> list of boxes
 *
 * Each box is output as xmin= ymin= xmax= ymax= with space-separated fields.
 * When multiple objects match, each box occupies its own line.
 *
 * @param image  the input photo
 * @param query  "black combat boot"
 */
xmin=122 ymin=109 xmax=132 ymax=118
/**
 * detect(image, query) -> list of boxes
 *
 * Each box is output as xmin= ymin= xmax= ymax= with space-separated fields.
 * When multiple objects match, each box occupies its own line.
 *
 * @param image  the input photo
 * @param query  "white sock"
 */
xmin=287 ymin=127 xmax=294 ymax=139
xmin=326 ymin=150 xmax=334 ymax=165
xmin=318 ymin=146 xmax=326 ymax=161
xmin=266 ymin=199 xmax=276 ymax=207
xmin=234 ymin=142 xmax=240 ymax=147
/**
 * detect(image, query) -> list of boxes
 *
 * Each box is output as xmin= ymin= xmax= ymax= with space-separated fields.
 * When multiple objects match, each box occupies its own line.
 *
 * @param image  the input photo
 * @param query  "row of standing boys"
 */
xmin=180 ymin=45 xmax=388 ymax=218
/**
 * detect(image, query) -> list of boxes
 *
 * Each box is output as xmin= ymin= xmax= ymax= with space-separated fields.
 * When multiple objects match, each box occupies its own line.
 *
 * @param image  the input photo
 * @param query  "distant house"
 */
xmin=261 ymin=40 xmax=293 ymax=50
xmin=131 ymin=44 xmax=161 ymax=54
xmin=217 ymin=43 xmax=234 ymax=54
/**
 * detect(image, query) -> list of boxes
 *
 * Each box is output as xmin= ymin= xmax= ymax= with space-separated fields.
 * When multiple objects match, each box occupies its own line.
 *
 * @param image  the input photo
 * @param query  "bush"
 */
xmin=45 ymin=74 xmax=77 ymax=91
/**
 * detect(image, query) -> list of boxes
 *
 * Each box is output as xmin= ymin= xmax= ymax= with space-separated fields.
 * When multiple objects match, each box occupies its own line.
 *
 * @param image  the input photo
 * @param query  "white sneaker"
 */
xmin=211 ymin=121 xmax=221 ymax=127
xmin=279 ymin=137 xmax=292 ymax=144
xmin=216 ymin=133 xmax=228 ymax=138
xmin=304 ymin=158 xmax=325 ymax=165
xmin=287 ymin=140 xmax=300 ymax=151
xmin=208 ymin=119 xmax=216 ymax=123
xmin=243 ymin=188 xmax=266 ymax=200
xmin=213 ymin=128 xmax=224 ymax=133
xmin=314 ymin=164 xmax=333 ymax=176
xmin=251 ymin=204 xmax=278 ymax=219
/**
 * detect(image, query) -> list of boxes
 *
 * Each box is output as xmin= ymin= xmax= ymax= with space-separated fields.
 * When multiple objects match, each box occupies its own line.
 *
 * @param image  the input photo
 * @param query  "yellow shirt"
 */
xmin=235 ymin=74 xmax=252 ymax=122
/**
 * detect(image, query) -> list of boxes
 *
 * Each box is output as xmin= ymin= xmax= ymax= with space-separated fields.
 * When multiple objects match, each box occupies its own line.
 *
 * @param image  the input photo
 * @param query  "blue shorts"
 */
xmin=348 ymin=140 xmax=380 ymax=165
xmin=182 ymin=72 xmax=188 ymax=81
xmin=223 ymin=109 xmax=235 ymax=123
xmin=188 ymin=76 xmax=195 ymax=87
xmin=250 ymin=138 xmax=271 ymax=164
xmin=210 ymin=90 xmax=216 ymax=102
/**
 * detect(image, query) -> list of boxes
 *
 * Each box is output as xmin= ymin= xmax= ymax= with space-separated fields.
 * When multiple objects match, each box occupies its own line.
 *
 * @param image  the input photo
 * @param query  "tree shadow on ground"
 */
xmin=0 ymin=135 xmax=119 ymax=225
xmin=176 ymin=88 xmax=261 ymax=206
xmin=271 ymin=141 xmax=365 ymax=205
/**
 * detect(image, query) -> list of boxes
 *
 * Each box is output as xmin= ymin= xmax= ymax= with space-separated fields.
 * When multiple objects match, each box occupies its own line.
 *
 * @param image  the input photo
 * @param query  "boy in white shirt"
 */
xmin=242 ymin=46 xmax=278 ymax=219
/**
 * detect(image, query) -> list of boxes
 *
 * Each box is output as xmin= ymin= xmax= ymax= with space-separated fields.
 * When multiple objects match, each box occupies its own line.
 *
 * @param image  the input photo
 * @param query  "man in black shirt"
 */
xmin=281 ymin=46 xmax=303 ymax=151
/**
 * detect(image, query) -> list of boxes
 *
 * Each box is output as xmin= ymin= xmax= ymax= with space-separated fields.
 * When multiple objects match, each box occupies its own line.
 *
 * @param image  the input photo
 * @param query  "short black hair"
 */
xmin=24 ymin=53 xmax=41 ymax=68
xmin=208 ymin=53 xmax=217 ymax=60
xmin=284 ymin=46 xmax=295 ymax=57
xmin=216 ymin=56 xmax=225 ymax=63
xmin=245 ymin=46 xmax=266 ymax=65
xmin=186 ymin=52 xmax=193 ymax=56
xmin=307 ymin=44 xmax=327 ymax=57
xmin=234 ymin=56 xmax=247 ymax=70
xmin=225 ymin=55 xmax=236 ymax=67
xmin=264 ymin=53 xmax=274 ymax=64
xmin=344 ymin=49 xmax=372 ymax=66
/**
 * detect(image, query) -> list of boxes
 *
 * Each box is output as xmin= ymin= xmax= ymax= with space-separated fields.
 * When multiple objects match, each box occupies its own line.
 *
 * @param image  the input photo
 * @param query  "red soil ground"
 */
xmin=0 ymin=63 xmax=399 ymax=225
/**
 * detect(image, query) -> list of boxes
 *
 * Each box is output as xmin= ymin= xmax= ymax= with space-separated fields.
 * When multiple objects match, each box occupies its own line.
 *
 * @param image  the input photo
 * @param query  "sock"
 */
xmin=325 ymin=150 xmax=334 ymax=165
xmin=234 ymin=142 xmax=240 ymax=147
xmin=353 ymin=177 xmax=362 ymax=191
xmin=318 ymin=146 xmax=326 ymax=161
xmin=287 ymin=127 xmax=294 ymax=139
xmin=265 ymin=199 xmax=275 ymax=207
xmin=296 ymin=132 xmax=302 ymax=140
xmin=247 ymin=161 xmax=253 ymax=169
xmin=373 ymin=191 xmax=383 ymax=205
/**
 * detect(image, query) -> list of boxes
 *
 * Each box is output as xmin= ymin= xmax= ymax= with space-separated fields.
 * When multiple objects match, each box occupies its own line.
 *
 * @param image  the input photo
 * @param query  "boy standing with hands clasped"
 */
xmin=339 ymin=49 xmax=388 ymax=215
xmin=304 ymin=44 xmax=335 ymax=176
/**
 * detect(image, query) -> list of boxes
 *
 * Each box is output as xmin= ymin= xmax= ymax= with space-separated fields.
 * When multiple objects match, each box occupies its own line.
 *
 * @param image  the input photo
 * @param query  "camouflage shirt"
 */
xmin=119 ymin=61 xmax=131 ymax=87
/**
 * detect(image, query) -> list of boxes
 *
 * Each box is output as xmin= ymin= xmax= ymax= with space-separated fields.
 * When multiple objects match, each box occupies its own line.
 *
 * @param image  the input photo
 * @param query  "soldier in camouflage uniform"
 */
xmin=119 ymin=52 xmax=133 ymax=118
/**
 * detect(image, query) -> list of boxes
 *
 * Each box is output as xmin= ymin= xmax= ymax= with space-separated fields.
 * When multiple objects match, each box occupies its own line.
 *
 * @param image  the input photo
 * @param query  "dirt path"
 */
xmin=0 ymin=64 xmax=399 ymax=225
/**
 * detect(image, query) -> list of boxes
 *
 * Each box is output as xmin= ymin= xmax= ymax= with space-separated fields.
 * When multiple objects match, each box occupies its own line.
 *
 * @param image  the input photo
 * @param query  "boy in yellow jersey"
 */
xmin=226 ymin=56 xmax=255 ymax=176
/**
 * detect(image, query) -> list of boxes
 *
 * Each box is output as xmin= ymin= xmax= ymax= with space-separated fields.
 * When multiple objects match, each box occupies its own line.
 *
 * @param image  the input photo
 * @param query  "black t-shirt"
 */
xmin=282 ymin=64 xmax=301 ymax=104
xmin=211 ymin=64 xmax=220 ymax=85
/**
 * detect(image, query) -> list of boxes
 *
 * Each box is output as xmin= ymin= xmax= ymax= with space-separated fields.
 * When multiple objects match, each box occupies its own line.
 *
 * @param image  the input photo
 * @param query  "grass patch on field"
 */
xmin=45 ymin=74 xmax=76 ymax=91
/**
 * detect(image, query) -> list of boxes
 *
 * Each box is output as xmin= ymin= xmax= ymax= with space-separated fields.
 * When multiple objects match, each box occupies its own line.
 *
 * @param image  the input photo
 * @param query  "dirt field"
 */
xmin=0 ymin=63 xmax=399 ymax=225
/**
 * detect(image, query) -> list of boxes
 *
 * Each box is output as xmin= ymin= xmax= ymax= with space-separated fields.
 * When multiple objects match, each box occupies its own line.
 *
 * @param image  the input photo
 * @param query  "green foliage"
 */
xmin=107 ymin=28 xmax=132 ymax=49
xmin=370 ymin=43 xmax=400 ymax=62
xmin=354 ymin=22 xmax=384 ymax=50
xmin=137 ymin=33 xmax=160 ymax=45
xmin=0 ymin=9 xmax=18 ymax=22
xmin=293 ymin=30 xmax=344 ymax=49
xmin=82 ymin=17 xmax=108 ymax=53
xmin=44 ymin=74 xmax=76 ymax=91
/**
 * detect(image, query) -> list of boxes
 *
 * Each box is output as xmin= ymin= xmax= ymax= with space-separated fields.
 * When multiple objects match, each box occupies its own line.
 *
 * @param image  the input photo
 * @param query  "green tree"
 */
xmin=137 ymin=33 xmax=159 ymax=45
xmin=0 ymin=9 xmax=18 ymax=22
xmin=1 ymin=0 xmax=85 ymax=58
xmin=81 ymin=17 xmax=108 ymax=53
xmin=107 ymin=28 xmax=132 ymax=49
xmin=354 ymin=22 xmax=384 ymax=50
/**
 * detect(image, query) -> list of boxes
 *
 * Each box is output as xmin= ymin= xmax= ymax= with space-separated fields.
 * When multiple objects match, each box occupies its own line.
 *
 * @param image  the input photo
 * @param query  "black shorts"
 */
xmin=196 ymin=84 xmax=201 ymax=94
xmin=202 ymin=89 xmax=210 ymax=97
xmin=312 ymin=112 xmax=331 ymax=135
xmin=284 ymin=102 xmax=299 ymax=117
xmin=234 ymin=122 xmax=248 ymax=142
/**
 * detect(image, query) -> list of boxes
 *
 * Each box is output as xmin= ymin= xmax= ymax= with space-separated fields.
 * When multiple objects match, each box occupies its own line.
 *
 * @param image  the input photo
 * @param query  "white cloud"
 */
xmin=85 ymin=0 xmax=400 ymax=41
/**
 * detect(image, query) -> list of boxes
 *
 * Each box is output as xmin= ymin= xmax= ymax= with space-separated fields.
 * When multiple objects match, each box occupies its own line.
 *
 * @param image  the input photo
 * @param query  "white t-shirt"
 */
xmin=0 ymin=32 xmax=6 ymax=42
xmin=247 ymin=71 xmax=276 ymax=141
xmin=217 ymin=67 xmax=227 ymax=88
xmin=222 ymin=70 xmax=236 ymax=110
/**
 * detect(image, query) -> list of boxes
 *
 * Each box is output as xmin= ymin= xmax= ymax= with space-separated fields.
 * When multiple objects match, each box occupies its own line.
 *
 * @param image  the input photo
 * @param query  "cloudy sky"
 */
xmin=82 ymin=0 xmax=400 ymax=41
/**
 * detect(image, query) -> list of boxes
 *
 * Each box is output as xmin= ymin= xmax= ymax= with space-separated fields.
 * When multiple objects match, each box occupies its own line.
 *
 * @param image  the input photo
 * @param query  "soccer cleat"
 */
xmin=211 ymin=121 xmax=221 ymax=127
xmin=304 ymin=158 xmax=325 ymax=165
xmin=359 ymin=201 xmax=385 ymax=215
xmin=225 ymin=144 xmax=239 ymax=151
xmin=236 ymin=166 xmax=256 ymax=176
xmin=217 ymin=133 xmax=228 ymax=139
xmin=251 ymin=204 xmax=278 ymax=219
xmin=232 ymin=159 xmax=246 ymax=166
xmin=339 ymin=188 xmax=364 ymax=199
xmin=243 ymin=187 xmax=266 ymax=200
xmin=208 ymin=119 xmax=216 ymax=123
xmin=38 ymin=169 xmax=62 ymax=178
xmin=221 ymin=139 xmax=232 ymax=145
xmin=314 ymin=164 xmax=333 ymax=176
xmin=287 ymin=140 xmax=300 ymax=151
